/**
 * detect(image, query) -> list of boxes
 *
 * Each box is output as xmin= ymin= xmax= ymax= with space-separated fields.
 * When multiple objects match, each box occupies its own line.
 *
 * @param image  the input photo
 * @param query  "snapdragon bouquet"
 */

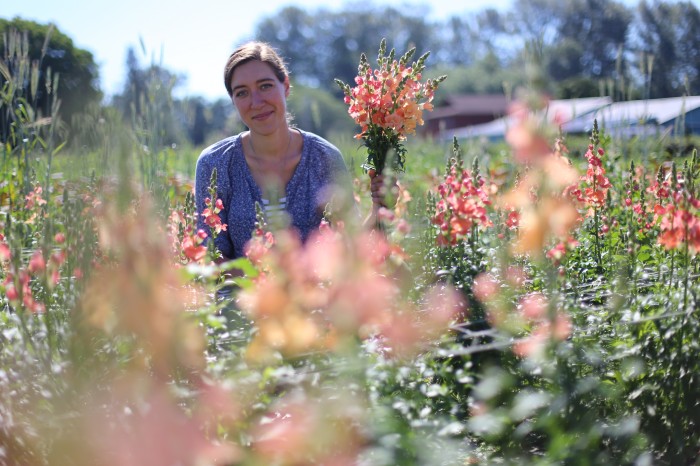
xmin=335 ymin=39 xmax=446 ymax=175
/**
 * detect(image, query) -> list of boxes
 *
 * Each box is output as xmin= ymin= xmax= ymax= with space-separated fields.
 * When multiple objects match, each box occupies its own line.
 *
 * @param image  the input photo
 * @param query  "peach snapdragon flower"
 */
xmin=336 ymin=39 xmax=446 ymax=173
xmin=339 ymin=52 xmax=440 ymax=140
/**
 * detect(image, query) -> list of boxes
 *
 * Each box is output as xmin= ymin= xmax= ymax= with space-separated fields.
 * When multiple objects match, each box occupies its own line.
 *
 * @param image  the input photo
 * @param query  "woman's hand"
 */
xmin=368 ymin=169 xmax=398 ymax=211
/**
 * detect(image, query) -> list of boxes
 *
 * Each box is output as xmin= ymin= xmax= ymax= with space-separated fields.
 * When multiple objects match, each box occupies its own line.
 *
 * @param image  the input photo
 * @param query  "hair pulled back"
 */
xmin=224 ymin=41 xmax=289 ymax=97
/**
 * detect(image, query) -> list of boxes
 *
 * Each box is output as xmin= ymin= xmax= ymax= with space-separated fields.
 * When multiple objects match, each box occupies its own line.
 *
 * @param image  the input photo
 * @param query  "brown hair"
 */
xmin=224 ymin=41 xmax=289 ymax=97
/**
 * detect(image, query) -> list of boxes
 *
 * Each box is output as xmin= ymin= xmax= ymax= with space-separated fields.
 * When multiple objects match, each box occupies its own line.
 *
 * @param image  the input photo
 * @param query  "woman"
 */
xmin=196 ymin=41 xmax=365 ymax=261
xmin=196 ymin=41 xmax=390 ymax=261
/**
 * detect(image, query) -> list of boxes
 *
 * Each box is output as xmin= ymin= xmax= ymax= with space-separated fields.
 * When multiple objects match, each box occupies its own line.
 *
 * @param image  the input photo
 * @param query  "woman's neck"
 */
xmin=244 ymin=128 xmax=302 ymax=198
xmin=247 ymin=128 xmax=292 ymax=160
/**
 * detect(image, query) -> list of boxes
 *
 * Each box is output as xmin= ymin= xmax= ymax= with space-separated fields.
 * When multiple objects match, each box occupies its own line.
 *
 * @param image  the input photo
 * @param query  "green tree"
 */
xmin=251 ymin=6 xmax=320 ymax=86
xmin=176 ymin=96 xmax=238 ymax=146
xmin=0 ymin=17 xmax=101 ymax=125
xmin=314 ymin=6 xmax=429 ymax=90
xmin=550 ymin=0 xmax=632 ymax=80
xmin=428 ymin=53 xmax=526 ymax=99
xmin=506 ymin=0 xmax=560 ymax=55
xmin=505 ymin=0 xmax=633 ymax=97
xmin=434 ymin=16 xmax=476 ymax=65
xmin=632 ymin=0 xmax=700 ymax=97
xmin=432 ymin=10 xmax=513 ymax=66
xmin=252 ymin=5 xmax=437 ymax=92
xmin=242 ymin=0 xmax=700 ymax=114
xmin=286 ymin=81 xmax=355 ymax=138
xmin=114 ymin=47 xmax=148 ymax=119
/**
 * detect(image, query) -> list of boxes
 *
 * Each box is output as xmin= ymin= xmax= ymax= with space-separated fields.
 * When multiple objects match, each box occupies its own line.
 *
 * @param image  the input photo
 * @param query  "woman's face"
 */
xmin=229 ymin=60 xmax=289 ymax=135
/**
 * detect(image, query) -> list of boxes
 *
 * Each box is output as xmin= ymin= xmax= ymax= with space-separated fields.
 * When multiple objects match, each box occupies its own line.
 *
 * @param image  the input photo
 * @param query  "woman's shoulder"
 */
xmin=198 ymin=134 xmax=242 ymax=165
xmin=300 ymin=130 xmax=343 ymax=161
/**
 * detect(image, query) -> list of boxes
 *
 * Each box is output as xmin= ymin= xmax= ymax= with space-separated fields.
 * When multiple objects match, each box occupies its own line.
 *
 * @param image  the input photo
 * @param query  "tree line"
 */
xmin=1 ymin=0 xmax=699 ymax=149
xmin=251 ymin=0 xmax=699 ymax=100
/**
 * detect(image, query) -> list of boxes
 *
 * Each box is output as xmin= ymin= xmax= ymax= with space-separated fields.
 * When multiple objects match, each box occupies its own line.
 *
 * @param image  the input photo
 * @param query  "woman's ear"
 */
xmin=284 ymin=76 xmax=291 ymax=97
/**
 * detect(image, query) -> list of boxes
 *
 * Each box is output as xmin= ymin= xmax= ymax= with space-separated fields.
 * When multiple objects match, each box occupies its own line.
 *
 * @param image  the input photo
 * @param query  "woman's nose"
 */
xmin=251 ymin=90 xmax=264 ymax=107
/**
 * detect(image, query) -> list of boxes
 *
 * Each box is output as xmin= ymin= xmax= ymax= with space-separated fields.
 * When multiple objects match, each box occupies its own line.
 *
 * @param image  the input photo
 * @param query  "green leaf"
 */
xmin=220 ymin=257 xmax=258 ymax=278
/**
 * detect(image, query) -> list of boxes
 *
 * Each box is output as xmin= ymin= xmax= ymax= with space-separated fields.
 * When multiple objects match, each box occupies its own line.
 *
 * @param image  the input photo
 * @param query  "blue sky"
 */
xmin=8 ymin=0 xmax=638 ymax=101
xmin=6 ymin=0 xmax=515 ymax=100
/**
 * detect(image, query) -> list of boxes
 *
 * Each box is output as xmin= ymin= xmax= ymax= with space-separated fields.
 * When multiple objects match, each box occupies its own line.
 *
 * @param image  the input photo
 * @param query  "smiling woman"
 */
xmin=194 ymin=41 xmax=366 ymax=262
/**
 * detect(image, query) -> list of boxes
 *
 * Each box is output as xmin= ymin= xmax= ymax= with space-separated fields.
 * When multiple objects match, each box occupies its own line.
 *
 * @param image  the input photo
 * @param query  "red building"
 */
xmin=422 ymin=94 xmax=509 ymax=138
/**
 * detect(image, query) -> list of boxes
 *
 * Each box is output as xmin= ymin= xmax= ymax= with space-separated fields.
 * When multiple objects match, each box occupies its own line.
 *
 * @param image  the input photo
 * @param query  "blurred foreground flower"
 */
xmin=238 ymin=226 xmax=464 ymax=362
xmin=81 ymin=194 xmax=207 ymax=376
xmin=512 ymin=293 xmax=572 ymax=359
xmin=251 ymin=392 xmax=365 ymax=466
xmin=505 ymin=97 xmax=563 ymax=165
xmin=11 ymin=188 xmax=242 ymax=466
xmin=83 ymin=383 xmax=240 ymax=466
xmin=500 ymin=156 xmax=579 ymax=258
xmin=498 ymin=95 xmax=580 ymax=258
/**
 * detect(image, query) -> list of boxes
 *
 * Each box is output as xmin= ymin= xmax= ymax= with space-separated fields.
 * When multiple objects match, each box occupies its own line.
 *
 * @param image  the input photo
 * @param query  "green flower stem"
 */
xmin=683 ymin=220 xmax=689 ymax=309
xmin=593 ymin=207 xmax=602 ymax=270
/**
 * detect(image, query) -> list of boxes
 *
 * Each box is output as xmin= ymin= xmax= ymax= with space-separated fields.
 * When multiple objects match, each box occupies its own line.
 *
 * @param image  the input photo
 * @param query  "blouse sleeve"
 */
xmin=329 ymin=147 xmax=352 ymax=189
xmin=320 ymin=139 xmax=358 ymax=220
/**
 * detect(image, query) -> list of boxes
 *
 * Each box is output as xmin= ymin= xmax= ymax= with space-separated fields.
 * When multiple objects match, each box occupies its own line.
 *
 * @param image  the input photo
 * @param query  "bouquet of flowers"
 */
xmin=335 ymin=39 xmax=446 ymax=174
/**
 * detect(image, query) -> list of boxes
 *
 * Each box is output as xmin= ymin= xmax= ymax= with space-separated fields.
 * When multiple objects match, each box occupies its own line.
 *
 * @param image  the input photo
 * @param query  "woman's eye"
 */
xmin=260 ymin=83 xmax=273 ymax=90
xmin=234 ymin=90 xmax=248 ymax=98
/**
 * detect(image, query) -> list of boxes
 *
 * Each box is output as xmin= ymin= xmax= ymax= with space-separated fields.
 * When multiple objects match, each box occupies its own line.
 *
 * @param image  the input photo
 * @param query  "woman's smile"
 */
xmin=229 ymin=60 xmax=290 ymax=135
xmin=252 ymin=110 xmax=274 ymax=121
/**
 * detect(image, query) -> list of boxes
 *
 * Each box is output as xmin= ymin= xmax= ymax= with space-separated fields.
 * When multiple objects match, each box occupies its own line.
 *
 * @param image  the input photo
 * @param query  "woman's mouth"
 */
xmin=252 ymin=111 xmax=273 ymax=121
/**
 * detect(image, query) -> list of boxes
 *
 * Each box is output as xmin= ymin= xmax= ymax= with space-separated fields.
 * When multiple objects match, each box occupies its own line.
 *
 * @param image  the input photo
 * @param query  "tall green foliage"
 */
xmin=0 ymin=18 xmax=101 ymax=128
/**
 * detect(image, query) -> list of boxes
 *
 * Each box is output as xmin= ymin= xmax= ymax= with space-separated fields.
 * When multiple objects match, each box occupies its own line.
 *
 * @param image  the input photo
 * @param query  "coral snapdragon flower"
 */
xmin=182 ymin=230 xmax=208 ymax=263
xmin=202 ymin=197 xmax=227 ymax=235
xmin=431 ymin=161 xmax=492 ymax=246
xmin=567 ymin=145 xmax=612 ymax=210
xmin=657 ymin=201 xmax=700 ymax=254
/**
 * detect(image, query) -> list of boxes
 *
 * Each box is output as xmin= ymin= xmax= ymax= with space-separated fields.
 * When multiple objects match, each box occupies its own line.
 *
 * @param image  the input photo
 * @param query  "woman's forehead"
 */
xmin=231 ymin=60 xmax=279 ymax=84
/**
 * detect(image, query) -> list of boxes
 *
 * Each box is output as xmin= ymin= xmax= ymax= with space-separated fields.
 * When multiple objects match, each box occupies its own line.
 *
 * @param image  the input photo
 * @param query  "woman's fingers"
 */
xmin=367 ymin=171 xmax=398 ymax=208
xmin=370 ymin=175 xmax=384 ymax=193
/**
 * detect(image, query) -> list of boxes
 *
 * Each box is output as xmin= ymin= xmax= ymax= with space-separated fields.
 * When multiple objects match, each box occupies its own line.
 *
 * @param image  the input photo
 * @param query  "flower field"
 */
xmin=2 ymin=48 xmax=700 ymax=466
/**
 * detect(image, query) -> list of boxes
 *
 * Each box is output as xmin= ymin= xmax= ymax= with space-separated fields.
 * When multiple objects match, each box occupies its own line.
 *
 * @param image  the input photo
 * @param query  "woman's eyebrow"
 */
xmin=231 ymin=78 xmax=275 ymax=93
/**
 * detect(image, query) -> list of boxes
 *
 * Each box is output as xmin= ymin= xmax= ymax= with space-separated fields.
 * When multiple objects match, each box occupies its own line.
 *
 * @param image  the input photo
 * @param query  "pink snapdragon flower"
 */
xmin=567 ymin=145 xmax=612 ymax=211
xmin=202 ymin=197 xmax=227 ymax=235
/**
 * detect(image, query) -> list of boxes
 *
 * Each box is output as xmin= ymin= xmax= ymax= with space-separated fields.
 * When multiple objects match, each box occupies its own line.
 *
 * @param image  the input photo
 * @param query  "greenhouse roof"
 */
xmin=449 ymin=96 xmax=612 ymax=140
xmin=563 ymin=96 xmax=700 ymax=134
xmin=448 ymin=96 xmax=700 ymax=140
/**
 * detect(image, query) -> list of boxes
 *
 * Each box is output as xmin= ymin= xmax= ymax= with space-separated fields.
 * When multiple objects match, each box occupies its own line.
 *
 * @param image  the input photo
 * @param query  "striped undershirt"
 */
xmin=261 ymin=196 xmax=288 ymax=225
